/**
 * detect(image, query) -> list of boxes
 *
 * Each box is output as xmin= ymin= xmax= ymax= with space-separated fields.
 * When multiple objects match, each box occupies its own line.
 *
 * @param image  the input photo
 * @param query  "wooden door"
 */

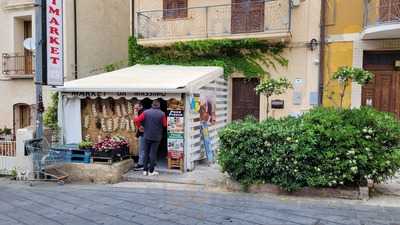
xmin=362 ymin=71 xmax=400 ymax=118
xmin=232 ymin=78 xmax=260 ymax=120
xmin=231 ymin=0 xmax=264 ymax=34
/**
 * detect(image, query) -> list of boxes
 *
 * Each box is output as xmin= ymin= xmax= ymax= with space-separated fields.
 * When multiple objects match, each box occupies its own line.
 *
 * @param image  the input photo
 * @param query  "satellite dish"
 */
xmin=23 ymin=38 xmax=35 ymax=51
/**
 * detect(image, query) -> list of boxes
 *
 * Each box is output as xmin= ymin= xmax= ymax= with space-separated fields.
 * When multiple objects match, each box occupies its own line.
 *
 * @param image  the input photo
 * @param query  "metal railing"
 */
xmin=365 ymin=0 xmax=400 ymax=27
xmin=2 ymin=53 xmax=35 ymax=76
xmin=136 ymin=0 xmax=291 ymax=41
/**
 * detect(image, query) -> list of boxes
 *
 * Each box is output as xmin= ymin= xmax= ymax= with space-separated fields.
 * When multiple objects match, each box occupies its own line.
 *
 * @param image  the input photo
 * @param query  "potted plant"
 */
xmin=93 ymin=135 xmax=129 ymax=160
xmin=78 ymin=137 xmax=94 ymax=153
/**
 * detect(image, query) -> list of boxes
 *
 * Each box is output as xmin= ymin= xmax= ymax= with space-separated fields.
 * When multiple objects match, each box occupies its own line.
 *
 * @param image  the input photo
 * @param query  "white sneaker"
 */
xmin=143 ymin=171 xmax=148 ymax=176
xmin=148 ymin=171 xmax=159 ymax=176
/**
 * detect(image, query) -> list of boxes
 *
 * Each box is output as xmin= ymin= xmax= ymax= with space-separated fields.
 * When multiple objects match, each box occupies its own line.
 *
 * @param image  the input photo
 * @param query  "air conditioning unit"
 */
xmin=292 ymin=0 xmax=301 ymax=7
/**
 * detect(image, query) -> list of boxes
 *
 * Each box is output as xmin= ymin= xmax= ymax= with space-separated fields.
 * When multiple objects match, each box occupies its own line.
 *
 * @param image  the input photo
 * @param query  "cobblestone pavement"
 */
xmin=0 ymin=181 xmax=399 ymax=225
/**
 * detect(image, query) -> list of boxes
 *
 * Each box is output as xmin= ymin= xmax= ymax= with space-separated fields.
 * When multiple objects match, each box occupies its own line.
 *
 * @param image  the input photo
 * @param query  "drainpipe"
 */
xmin=318 ymin=0 xmax=326 ymax=106
xmin=131 ymin=0 xmax=135 ymax=37
xmin=73 ymin=0 xmax=78 ymax=79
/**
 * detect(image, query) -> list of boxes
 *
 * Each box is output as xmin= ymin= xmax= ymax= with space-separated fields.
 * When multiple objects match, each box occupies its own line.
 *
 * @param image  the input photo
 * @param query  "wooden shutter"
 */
xmin=231 ymin=0 xmax=264 ymax=34
xmin=163 ymin=0 xmax=188 ymax=19
xmin=231 ymin=0 xmax=248 ymax=33
xmin=247 ymin=0 xmax=264 ymax=33
xmin=379 ymin=0 xmax=400 ymax=22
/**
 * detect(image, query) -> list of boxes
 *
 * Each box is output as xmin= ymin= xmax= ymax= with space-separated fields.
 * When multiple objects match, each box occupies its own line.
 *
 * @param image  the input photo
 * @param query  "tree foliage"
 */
xmin=327 ymin=66 xmax=374 ymax=108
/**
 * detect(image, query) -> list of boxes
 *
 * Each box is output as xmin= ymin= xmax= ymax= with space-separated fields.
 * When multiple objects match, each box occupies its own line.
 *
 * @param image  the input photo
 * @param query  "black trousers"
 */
xmin=143 ymin=139 xmax=160 ymax=173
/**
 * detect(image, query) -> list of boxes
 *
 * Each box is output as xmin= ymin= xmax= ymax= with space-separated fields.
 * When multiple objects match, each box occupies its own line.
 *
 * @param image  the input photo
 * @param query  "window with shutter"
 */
xmin=163 ymin=0 xmax=188 ymax=19
xmin=379 ymin=0 xmax=400 ymax=23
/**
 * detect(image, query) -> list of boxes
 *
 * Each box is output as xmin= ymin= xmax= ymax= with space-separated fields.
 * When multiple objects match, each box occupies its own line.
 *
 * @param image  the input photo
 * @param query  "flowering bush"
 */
xmin=94 ymin=135 xmax=129 ymax=152
xmin=218 ymin=107 xmax=400 ymax=191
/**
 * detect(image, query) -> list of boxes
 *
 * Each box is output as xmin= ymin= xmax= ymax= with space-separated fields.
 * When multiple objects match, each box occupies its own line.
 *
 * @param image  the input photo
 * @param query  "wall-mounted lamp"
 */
xmin=307 ymin=38 xmax=319 ymax=51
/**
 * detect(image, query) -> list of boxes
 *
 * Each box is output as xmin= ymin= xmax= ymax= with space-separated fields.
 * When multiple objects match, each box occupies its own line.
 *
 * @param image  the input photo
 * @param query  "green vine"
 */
xmin=128 ymin=37 xmax=288 ymax=78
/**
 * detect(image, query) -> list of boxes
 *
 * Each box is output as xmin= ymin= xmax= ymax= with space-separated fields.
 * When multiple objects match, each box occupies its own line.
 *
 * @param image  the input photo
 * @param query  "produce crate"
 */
xmin=65 ymin=149 xmax=91 ymax=164
xmin=92 ymin=155 xmax=130 ymax=165
xmin=50 ymin=145 xmax=92 ymax=164
xmin=167 ymin=151 xmax=184 ymax=172
xmin=92 ymin=146 xmax=130 ymax=164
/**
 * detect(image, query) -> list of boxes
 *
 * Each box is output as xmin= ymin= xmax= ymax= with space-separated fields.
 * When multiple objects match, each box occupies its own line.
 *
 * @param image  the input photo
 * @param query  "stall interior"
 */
xmin=80 ymin=97 xmax=184 ymax=168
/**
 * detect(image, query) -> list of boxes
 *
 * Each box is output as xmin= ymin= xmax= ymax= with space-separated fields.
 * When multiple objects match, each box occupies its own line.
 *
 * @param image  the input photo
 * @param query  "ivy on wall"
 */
xmin=128 ymin=37 xmax=288 ymax=78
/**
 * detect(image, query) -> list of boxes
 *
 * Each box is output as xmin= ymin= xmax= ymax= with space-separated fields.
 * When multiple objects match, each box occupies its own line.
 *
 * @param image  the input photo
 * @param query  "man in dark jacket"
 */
xmin=134 ymin=100 xmax=167 ymax=176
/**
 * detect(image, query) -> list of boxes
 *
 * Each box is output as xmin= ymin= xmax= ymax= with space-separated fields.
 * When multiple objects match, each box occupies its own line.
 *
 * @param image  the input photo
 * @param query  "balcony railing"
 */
xmin=136 ymin=0 xmax=291 ymax=43
xmin=2 ymin=53 xmax=35 ymax=77
xmin=4 ymin=0 xmax=35 ymax=9
xmin=365 ymin=0 xmax=400 ymax=27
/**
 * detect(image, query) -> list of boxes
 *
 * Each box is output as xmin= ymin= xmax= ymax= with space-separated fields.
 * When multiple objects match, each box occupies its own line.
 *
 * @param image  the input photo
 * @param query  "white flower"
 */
xmin=286 ymin=137 xmax=292 ymax=141
xmin=351 ymin=166 xmax=358 ymax=173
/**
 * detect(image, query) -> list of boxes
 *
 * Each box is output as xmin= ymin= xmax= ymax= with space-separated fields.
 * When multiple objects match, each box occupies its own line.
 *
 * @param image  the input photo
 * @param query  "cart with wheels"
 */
xmin=25 ymin=138 xmax=69 ymax=186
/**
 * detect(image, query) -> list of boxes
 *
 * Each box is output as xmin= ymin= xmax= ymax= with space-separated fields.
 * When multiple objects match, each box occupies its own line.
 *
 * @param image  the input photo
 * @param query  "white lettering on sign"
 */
xmin=47 ymin=0 xmax=63 ymax=86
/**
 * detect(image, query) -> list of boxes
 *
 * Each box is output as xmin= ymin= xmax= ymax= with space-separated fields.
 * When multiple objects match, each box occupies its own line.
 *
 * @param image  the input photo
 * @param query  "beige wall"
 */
xmin=0 ymin=0 xmax=131 ymax=130
xmin=262 ymin=0 xmax=321 ymax=119
xmin=0 ymin=2 xmax=35 ymax=129
xmin=134 ymin=0 xmax=321 ymax=120
xmin=64 ymin=0 xmax=131 ymax=80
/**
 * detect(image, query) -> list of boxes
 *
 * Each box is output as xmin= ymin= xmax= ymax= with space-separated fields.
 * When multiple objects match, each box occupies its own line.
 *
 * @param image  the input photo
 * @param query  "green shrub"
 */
xmin=43 ymin=92 xmax=59 ymax=130
xmin=218 ymin=107 xmax=400 ymax=191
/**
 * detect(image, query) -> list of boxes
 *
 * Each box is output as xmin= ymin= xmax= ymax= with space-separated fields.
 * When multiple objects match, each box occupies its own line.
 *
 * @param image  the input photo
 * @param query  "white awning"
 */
xmin=57 ymin=65 xmax=224 ymax=94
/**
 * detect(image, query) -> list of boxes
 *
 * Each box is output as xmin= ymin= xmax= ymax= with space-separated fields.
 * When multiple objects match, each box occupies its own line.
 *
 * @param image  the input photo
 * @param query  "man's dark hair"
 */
xmin=152 ymin=99 xmax=161 ymax=108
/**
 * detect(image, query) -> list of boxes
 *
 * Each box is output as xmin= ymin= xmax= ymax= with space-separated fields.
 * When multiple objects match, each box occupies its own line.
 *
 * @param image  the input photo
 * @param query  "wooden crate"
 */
xmin=167 ymin=151 xmax=184 ymax=172
xmin=167 ymin=158 xmax=184 ymax=172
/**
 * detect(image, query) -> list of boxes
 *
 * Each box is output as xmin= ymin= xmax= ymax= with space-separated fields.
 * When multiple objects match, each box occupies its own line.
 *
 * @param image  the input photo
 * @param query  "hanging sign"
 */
xmin=46 ymin=0 xmax=64 ymax=86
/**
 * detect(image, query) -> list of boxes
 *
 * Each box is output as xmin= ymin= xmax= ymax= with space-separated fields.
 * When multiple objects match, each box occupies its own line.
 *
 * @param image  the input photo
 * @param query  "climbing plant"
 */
xmin=128 ymin=37 xmax=288 ymax=78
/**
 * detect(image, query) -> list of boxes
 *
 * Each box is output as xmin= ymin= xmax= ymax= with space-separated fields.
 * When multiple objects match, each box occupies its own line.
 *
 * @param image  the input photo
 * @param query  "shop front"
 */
xmin=56 ymin=65 xmax=228 ymax=171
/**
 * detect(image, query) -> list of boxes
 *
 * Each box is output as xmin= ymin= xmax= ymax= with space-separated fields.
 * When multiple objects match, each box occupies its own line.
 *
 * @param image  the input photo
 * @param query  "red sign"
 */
xmin=46 ymin=0 xmax=63 ymax=86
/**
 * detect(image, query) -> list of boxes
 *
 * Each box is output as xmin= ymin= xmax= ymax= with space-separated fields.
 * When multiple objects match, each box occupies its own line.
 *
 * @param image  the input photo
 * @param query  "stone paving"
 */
xmin=0 ymin=181 xmax=400 ymax=225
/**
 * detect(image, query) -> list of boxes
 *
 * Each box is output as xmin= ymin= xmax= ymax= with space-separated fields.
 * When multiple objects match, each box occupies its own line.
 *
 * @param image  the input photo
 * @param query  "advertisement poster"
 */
xmin=199 ymin=91 xmax=216 ymax=161
xmin=199 ymin=92 xmax=216 ymax=125
xmin=167 ymin=110 xmax=184 ymax=153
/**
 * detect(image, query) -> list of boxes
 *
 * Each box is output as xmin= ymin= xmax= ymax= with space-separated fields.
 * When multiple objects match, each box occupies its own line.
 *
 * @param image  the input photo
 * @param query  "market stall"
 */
xmin=56 ymin=65 xmax=228 ymax=171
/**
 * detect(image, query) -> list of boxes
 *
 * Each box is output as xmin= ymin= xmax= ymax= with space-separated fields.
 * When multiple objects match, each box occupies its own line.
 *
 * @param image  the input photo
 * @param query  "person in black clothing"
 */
xmin=134 ymin=100 xmax=167 ymax=176
xmin=133 ymin=103 xmax=145 ymax=170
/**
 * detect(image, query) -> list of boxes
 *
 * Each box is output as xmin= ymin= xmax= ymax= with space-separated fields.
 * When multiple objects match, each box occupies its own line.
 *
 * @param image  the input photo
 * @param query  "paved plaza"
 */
xmin=0 ymin=180 xmax=399 ymax=225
